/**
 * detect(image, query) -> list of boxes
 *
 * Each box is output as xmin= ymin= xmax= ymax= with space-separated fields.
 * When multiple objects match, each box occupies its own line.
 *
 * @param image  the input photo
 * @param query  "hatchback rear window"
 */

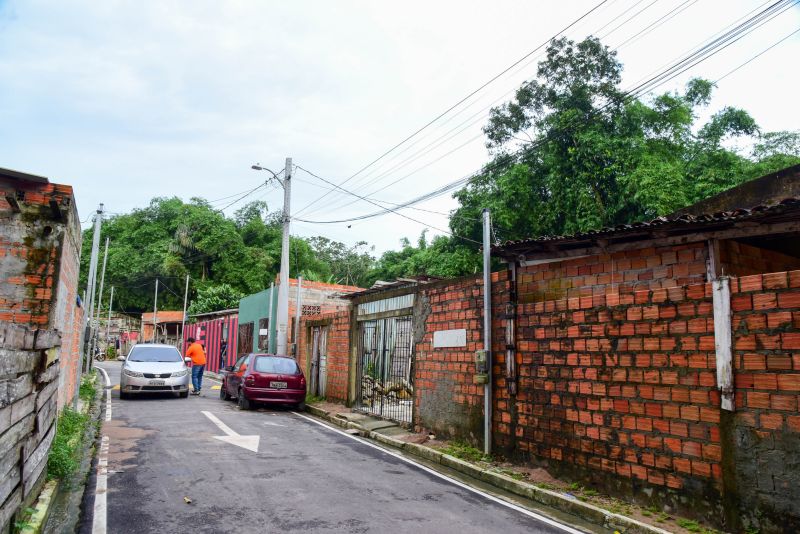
xmin=128 ymin=346 xmax=182 ymax=362
xmin=253 ymin=356 xmax=300 ymax=375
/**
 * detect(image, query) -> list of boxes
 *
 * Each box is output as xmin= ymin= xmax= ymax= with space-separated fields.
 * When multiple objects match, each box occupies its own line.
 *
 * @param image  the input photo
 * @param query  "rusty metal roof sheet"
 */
xmin=493 ymin=197 xmax=800 ymax=257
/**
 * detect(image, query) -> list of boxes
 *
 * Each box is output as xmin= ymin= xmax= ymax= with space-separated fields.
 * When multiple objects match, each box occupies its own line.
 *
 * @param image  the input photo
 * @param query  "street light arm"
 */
xmin=251 ymin=164 xmax=283 ymax=188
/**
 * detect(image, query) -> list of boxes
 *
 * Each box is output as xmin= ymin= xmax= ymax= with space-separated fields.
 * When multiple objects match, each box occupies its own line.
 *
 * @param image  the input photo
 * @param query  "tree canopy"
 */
xmin=81 ymin=36 xmax=800 ymax=312
xmin=450 ymin=37 xmax=800 ymax=244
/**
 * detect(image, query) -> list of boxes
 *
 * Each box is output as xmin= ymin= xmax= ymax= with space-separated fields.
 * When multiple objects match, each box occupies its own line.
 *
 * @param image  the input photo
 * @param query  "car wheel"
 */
xmin=294 ymin=401 xmax=306 ymax=411
xmin=220 ymin=383 xmax=231 ymax=401
xmin=120 ymin=390 xmax=128 ymax=400
xmin=238 ymin=389 xmax=251 ymax=410
xmin=179 ymin=391 xmax=189 ymax=398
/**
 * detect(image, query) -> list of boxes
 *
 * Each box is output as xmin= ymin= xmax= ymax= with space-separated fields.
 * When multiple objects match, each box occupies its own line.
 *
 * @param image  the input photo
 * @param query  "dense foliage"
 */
xmin=80 ymin=198 xmax=375 ymax=313
xmin=449 ymin=37 xmax=800 ymax=245
xmin=81 ymin=36 xmax=800 ymax=309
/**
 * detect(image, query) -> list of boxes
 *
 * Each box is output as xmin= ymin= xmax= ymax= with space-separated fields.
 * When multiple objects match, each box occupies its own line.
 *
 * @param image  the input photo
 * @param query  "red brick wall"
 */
xmin=497 ymin=280 xmax=722 ymax=503
xmin=412 ymin=272 xmax=510 ymax=440
xmin=517 ymin=242 xmax=708 ymax=302
xmin=297 ymin=310 xmax=351 ymax=403
xmin=55 ymin=216 xmax=82 ymax=407
xmin=729 ymin=270 xmax=800 ymax=531
xmin=719 ymin=239 xmax=800 ymax=277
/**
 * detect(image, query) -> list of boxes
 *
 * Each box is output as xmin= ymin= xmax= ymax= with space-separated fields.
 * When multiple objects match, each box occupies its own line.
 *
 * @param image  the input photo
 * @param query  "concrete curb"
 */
xmin=19 ymin=480 xmax=57 ymax=534
xmin=305 ymin=404 xmax=671 ymax=534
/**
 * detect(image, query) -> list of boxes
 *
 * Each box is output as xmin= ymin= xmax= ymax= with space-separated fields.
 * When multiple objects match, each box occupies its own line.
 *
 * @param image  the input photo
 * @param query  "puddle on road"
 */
xmin=104 ymin=419 xmax=154 ymax=467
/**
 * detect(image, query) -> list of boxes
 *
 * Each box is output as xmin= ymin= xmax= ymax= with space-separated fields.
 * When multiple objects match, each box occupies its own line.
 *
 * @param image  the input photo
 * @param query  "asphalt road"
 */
xmin=87 ymin=361 xmax=582 ymax=534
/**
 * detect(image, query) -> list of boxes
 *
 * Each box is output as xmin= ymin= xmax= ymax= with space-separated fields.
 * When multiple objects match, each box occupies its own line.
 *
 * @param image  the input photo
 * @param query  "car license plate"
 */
xmin=148 ymin=380 xmax=165 ymax=386
xmin=270 ymin=381 xmax=287 ymax=389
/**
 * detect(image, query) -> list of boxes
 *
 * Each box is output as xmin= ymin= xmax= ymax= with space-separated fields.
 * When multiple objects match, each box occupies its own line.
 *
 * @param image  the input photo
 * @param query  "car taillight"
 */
xmin=245 ymin=375 xmax=255 ymax=383
xmin=300 ymin=376 xmax=306 ymax=386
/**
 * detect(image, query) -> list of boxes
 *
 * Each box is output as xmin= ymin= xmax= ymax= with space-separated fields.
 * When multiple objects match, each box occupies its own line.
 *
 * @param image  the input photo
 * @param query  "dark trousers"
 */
xmin=191 ymin=365 xmax=205 ymax=391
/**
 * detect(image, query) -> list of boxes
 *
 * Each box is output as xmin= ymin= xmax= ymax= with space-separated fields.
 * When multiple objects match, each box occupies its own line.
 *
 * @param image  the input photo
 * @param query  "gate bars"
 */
xmin=355 ymin=316 xmax=414 ymax=424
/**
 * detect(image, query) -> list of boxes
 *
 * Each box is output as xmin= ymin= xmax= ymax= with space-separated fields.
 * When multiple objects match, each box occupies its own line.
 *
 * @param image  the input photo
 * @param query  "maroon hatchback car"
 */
xmin=220 ymin=353 xmax=306 ymax=410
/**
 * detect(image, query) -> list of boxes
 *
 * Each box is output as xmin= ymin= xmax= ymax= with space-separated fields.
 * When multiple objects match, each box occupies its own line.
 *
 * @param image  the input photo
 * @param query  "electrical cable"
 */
xmin=293 ymin=0 xmax=612 ymax=217
xmin=292 ymin=0 xmax=796 ymax=228
xmin=292 ymin=165 xmax=481 ymax=245
xmin=714 ymin=25 xmax=800 ymax=83
xmin=309 ymin=0 xmax=709 ymax=216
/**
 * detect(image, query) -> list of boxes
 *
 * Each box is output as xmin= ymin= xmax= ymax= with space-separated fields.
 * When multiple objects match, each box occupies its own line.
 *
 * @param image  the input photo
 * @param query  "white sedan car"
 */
xmin=120 ymin=344 xmax=191 ymax=399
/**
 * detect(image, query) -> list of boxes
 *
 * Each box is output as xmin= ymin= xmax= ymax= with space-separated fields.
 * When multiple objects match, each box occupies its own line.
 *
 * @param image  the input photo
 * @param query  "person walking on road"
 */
xmin=185 ymin=337 xmax=206 ymax=395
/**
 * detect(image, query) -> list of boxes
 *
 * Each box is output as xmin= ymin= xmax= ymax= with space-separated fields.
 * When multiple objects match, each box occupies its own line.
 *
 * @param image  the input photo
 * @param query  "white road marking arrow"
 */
xmin=201 ymin=411 xmax=260 ymax=452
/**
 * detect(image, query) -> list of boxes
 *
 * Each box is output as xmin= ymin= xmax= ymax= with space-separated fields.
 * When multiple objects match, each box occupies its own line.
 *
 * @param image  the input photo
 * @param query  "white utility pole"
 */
xmin=92 ymin=237 xmax=110 ymax=358
xmin=482 ymin=208 xmax=493 ymax=456
xmin=180 ymin=274 xmax=190 ymax=349
xmin=293 ymin=275 xmax=302 ymax=356
xmin=276 ymin=157 xmax=292 ymax=355
xmin=152 ymin=279 xmax=159 ymax=343
xmin=84 ymin=204 xmax=104 ymax=371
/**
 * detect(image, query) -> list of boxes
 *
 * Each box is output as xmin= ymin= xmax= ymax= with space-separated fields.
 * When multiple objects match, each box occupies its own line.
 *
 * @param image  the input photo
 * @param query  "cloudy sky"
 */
xmin=1 ymin=0 xmax=798 ymax=252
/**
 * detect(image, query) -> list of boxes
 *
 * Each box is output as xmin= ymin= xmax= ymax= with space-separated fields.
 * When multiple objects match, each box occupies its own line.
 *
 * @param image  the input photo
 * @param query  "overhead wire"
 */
xmin=292 ymin=0 xmax=797 ymax=230
xmin=714 ymin=25 xmax=800 ymax=83
xmin=291 ymin=165 xmax=481 ymax=245
xmin=292 ymin=0 xmax=613 ymax=217
xmin=311 ymin=0 xmax=707 ymax=216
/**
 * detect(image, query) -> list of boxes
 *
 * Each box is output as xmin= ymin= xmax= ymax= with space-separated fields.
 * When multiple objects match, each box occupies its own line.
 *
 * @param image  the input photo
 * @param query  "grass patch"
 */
xmin=47 ymin=408 xmax=90 ymax=480
xmin=677 ymin=519 xmax=702 ymax=532
xmin=440 ymin=441 xmax=492 ymax=463
xmin=582 ymin=488 xmax=599 ymax=497
xmin=13 ymin=507 xmax=36 ymax=533
xmin=79 ymin=371 xmax=97 ymax=403
xmin=305 ymin=394 xmax=325 ymax=404
xmin=535 ymin=482 xmax=557 ymax=491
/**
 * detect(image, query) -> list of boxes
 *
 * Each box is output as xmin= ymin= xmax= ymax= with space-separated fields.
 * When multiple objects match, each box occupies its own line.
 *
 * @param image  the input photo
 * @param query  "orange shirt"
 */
xmin=186 ymin=342 xmax=206 ymax=366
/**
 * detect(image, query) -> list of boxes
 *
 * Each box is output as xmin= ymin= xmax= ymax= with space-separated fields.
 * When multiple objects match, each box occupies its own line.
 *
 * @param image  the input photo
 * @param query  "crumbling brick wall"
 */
xmin=0 ymin=179 xmax=81 ymax=408
xmin=0 ymin=176 xmax=82 ymax=530
xmin=0 ymin=324 xmax=62 ymax=532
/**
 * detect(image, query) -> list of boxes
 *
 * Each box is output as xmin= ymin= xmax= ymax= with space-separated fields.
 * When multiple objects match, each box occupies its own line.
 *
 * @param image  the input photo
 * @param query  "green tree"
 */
xmin=307 ymin=237 xmax=375 ymax=287
xmin=187 ymin=284 xmax=244 ymax=316
xmin=451 ymin=37 xmax=800 ymax=244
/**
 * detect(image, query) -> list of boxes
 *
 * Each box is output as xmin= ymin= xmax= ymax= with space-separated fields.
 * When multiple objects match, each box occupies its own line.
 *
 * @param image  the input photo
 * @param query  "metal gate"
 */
xmin=355 ymin=316 xmax=413 ymax=424
xmin=309 ymin=325 xmax=328 ymax=397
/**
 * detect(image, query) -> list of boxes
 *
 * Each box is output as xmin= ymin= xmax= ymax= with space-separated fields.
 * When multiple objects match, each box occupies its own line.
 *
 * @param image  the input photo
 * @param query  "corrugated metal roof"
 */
xmin=0 ymin=166 xmax=49 ymax=184
xmin=494 ymin=197 xmax=800 ymax=256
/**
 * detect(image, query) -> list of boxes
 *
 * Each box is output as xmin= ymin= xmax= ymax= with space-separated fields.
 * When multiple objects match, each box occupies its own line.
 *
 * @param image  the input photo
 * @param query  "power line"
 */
xmin=293 ymin=0 xmax=612 ymax=217
xmin=294 ymin=165 xmax=477 ymax=224
xmin=293 ymin=0 xmax=796 ymax=230
xmin=292 ymin=165 xmax=481 ymax=245
xmin=714 ymin=25 xmax=800 ymax=83
xmin=308 ymin=0 xmax=709 ymax=216
xmin=614 ymin=0 xmax=698 ymax=50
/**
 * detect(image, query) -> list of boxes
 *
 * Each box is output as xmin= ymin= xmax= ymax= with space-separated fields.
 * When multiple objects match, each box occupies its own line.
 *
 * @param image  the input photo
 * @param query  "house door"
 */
xmin=355 ymin=316 xmax=413 ymax=424
xmin=237 ymin=322 xmax=253 ymax=356
xmin=310 ymin=325 xmax=328 ymax=397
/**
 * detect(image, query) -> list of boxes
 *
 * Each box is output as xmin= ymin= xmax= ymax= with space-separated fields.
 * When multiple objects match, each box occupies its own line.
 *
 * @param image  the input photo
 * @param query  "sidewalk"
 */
xmin=305 ymin=402 xmax=719 ymax=534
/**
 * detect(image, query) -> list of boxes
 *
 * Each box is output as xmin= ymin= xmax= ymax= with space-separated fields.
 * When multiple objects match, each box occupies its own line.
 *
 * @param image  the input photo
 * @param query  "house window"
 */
xmin=302 ymin=305 xmax=321 ymax=316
